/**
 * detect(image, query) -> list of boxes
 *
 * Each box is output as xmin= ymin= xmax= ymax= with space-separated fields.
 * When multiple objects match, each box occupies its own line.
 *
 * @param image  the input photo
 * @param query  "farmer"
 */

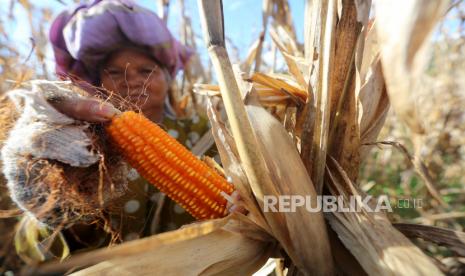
xmin=51 ymin=0 xmax=203 ymax=237
xmin=0 ymin=0 xmax=241 ymax=266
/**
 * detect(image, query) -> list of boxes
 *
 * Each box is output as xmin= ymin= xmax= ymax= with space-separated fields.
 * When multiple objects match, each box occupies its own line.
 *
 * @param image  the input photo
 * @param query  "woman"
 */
xmin=50 ymin=0 xmax=204 ymax=237
xmin=49 ymin=0 xmax=191 ymax=122
xmin=0 ymin=0 xmax=240 ymax=267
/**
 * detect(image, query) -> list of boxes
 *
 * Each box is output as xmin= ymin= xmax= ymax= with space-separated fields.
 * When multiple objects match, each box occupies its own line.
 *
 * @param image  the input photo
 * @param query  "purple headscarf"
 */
xmin=49 ymin=0 xmax=192 ymax=85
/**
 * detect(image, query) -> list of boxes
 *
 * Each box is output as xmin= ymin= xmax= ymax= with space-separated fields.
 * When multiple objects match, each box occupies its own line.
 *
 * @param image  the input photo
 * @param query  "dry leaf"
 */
xmin=325 ymin=158 xmax=443 ymax=275
xmin=36 ymin=215 xmax=274 ymax=276
xmin=376 ymin=0 xmax=449 ymax=134
xmin=246 ymin=101 xmax=334 ymax=275
xmin=301 ymin=0 xmax=337 ymax=194
xmin=394 ymin=223 xmax=465 ymax=257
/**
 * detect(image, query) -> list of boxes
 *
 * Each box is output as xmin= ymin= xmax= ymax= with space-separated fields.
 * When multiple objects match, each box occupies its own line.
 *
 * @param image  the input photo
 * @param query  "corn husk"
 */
xmin=36 ymin=214 xmax=275 ymax=276
xmin=375 ymin=0 xmax=449 ymax=135
xmin=197 ymin=1 xmax=333 ymax=274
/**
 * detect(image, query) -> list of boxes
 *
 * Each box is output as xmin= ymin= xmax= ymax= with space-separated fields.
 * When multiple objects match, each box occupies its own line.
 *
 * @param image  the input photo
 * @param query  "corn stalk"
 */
xmin=197 ymin=1 xmax=333 ymax=274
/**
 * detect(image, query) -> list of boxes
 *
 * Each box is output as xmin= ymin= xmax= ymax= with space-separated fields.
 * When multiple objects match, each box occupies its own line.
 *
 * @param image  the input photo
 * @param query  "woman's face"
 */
xmin=99 ymin=48 xmax=169 ymax=122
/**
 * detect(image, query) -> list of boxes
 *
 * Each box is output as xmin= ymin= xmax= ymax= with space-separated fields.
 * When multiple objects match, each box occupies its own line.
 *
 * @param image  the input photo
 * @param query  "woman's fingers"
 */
xmin=47 ymin=95 xmax=120 ymax=122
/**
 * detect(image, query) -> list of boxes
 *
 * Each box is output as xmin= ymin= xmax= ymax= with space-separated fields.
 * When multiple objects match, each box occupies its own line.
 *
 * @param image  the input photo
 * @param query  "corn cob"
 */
xmin=106 ymin=111 xmax=234 ymax=220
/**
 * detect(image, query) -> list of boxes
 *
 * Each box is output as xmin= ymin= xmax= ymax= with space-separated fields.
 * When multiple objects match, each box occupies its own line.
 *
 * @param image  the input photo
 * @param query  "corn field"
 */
xmin=0 ymin=0 xmax=464 ymax=275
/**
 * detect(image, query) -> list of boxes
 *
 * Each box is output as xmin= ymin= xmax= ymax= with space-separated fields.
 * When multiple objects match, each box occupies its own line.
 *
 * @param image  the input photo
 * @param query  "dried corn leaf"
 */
xmin=326 ymin=0 xmax=362 ymax=182
xmin=193 ymin=83 xmax=221 ymax=96
xmin=190 ymin=131 xmax=215 ymax=156
xmin=241 ymin=37 xmax=262 ymax=74
xmin=329 ymin=0 xmax=360 ymax=125
xmin=359 ymin=20 xmax=379 ymax=83
xmin=196 ymin=76 xmax=306 ymax=106
xmin=325 ymin=158 xmax=443 ymax=275
xmin=375 ymin=0 xmax=449 ymax=134
xmin=14 ymin=216 xmax=69 ymax=264
xmin=206 ymin=99 xmax=269 ymax=231
xmin=304 ymin=0 xmax=321 ymax=62
xmin=354 ymin=0 xmax=371 ymax=25
xmin=353 ymin=13 xmax=390 ymax=161
xmin=199 ymin=0 xmax=287 ymax=262
xmin=251 ymin=0 xmax=272 ymax=73
xmin=328 ymin=77 xmax=360 ymax=182
xmin=269 ymin=13 xmax=300 ymax=57
xmin=194 ymin=82 xmax=300 ymax=107
xmin=37 ymin=215 xmax=275 ymax=276
xmin=358 ymin=59 xmax=390 ymax=160
xmin=359 ymin=59 xmax=386 ymax=135
xmin=198 ymin=1 xmax=332 ymax=273
xmin=247 ymin=72 xmax=307 ymax=101
xmin=246 ymin=101 xmax=334 ymax=275
xmin=269 ymin=26 xmax=308 ymax=89
xmin=394 ymin=223 xmax=465 ymax=257
xmin=301 ymin=0 xmax=337 ymax=194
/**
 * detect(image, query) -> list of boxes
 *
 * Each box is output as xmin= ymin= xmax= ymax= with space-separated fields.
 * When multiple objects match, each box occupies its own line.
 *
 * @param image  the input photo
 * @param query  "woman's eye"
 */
xmin=141 ymin=67 xmax=156 ymax=75
xmin=107 ymin=69 xmax=122 ymax=75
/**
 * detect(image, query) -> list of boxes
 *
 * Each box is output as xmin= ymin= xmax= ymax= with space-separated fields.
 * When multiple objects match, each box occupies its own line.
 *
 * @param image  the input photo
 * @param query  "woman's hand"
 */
xmin=45 ymin=92 xmax=119 ymax=122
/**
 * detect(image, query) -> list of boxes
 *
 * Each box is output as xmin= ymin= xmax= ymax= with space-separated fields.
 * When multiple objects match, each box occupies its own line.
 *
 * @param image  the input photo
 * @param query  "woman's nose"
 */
xmin=120 ymin=68 xmax=144 ymax=89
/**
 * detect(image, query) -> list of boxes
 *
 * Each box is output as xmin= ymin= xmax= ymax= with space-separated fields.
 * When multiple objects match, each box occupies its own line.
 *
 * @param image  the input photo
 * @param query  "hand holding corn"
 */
xmin=44 ymin=89 xmax=119 ymax=122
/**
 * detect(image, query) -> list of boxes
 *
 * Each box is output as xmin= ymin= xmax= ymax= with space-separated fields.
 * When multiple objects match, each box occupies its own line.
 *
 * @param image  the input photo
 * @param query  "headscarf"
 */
xmin=49 ymin=0 xmax=192 ymax=85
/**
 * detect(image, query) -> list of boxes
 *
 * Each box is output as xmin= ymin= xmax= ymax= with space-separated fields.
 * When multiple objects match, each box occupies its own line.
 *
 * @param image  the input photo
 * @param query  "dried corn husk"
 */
xmin=14 ymin=216 xmax=69 ymax=264
xmin=3 ymin=80 xmax=99 ymax=167
xmin=246 ymin=101 xmax=333 ymax=274
xmin=375 ymin=0 xmax=449 ymax=134
xmin=36 ymin=214 xmax=275 ymax=276
xmin=198 ymin=1 xmax=333 ymax=274
xmin=1 ymin=80 xmax=127 ymax=230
